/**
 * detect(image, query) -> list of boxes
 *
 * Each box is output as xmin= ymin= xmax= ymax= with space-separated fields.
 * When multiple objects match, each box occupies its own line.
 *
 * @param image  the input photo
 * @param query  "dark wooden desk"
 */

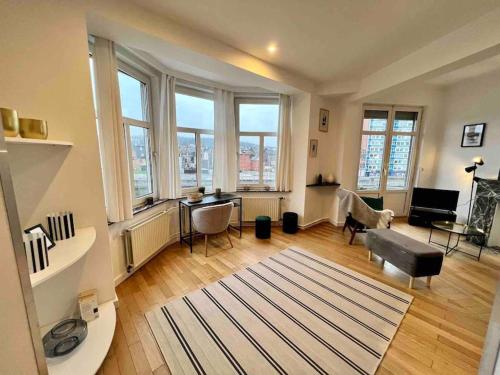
xmin=178 ymin=194 xmax=243 ymax=253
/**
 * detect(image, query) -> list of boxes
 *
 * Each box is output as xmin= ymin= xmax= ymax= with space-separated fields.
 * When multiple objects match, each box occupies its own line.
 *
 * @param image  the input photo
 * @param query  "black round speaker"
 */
xmin=43 ymin=318 xmax=88 ymax=357
xmin=283 ymin=212 xmax=298 ymax=234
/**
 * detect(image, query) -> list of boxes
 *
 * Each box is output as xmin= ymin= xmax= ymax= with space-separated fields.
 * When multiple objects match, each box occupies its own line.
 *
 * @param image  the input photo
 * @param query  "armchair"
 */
xmin=338 ymin=188 xmax=394 ymax=244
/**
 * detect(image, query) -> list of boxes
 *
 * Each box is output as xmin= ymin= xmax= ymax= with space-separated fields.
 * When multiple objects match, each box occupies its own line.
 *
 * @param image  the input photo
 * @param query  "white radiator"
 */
xmin=242 ymin=197 xmax=282 ymax=222
xmin=124 ymin=208 xmax=177 ymax=272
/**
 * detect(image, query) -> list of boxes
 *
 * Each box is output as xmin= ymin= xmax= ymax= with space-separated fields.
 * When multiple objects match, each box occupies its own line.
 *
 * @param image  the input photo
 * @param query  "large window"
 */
xmin=236 ymin=98 xmax=279 ymax=188
xmin=356 ymin=106 xmax=420 ymax=192
xmin=117 ymin=63 xmax=156 ymax=205
xmin=175 ymin=86 xmax=214 ymax=190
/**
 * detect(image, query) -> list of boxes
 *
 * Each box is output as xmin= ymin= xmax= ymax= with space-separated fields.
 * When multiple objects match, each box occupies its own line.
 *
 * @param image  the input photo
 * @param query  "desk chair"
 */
xmin=192 ymin=202 xmax=234 ymax=256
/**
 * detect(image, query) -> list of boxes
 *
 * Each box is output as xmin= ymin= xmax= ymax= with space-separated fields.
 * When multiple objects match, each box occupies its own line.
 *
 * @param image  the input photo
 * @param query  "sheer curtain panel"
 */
xmin=93 ymin=37 xmax=133 ymax=222
xmin=158 ymin=74 xmax=181 ymax=199
xmin=213 ymin=88 xmax=237 ymax=192
xmin=276 ymin=94 xmax=292 ymax=191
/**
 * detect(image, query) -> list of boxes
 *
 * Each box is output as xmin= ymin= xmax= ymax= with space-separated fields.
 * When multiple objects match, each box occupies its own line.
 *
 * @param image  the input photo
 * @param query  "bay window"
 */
xmin=175 ymin=86 xmax=214 ymax=190
xmin=117 ymin=63 xmax=156 ymax=205
xmin=235 ymin=98 xmax=279 ymax=188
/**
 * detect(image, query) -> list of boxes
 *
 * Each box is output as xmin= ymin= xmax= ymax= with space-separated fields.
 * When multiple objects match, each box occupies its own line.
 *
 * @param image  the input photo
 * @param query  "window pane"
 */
xmin=239 ymin=136 xmax=260 ymax=184
xmin=178 ymin=132 xmax=197 ymax=188
xmin=393 ymin=111 xmax=418 ymax=132
xmin=118 ymin=71 xmax=146 ymax=121
xmin=357 ymin=134 xmax=386 ymax=190
xmin=129 ymin=126 xmax=153 ymax=198
xmin=263 ymin=136 xmax=277 ymax=186
xmin=362 ymin=110 xmax=388 ymax=131
xmin=200 ymin=134 xmax=214 ymax=189
xmin=387 ymin=135 xmax=414 ymax=190
xmin=239 ymin=103 xmax=279 ymax=132
xmin=175 ymin=93 xmax=214 ymax=130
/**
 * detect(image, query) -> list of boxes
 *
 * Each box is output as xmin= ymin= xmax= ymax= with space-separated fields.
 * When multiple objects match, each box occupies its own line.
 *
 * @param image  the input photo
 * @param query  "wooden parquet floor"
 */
xmin=98 ymin=220 xmax=500 ymax=374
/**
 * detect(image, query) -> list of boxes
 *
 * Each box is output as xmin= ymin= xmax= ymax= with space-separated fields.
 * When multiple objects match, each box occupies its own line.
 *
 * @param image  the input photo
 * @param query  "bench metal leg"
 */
xmin=368 ymin=250 xmax=372 ymax=261
xmin=381 ymin=259 xmax=385 ymax=267
xmin=409 ymin=276 xmax=415 ymax=289
xmin=426 ymin=276 xmax=432 ymax=287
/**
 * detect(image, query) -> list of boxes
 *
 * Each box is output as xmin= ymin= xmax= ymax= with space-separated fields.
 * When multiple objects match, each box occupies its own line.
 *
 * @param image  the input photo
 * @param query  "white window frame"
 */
xmin=235 ymin=97 xmax=279 ymax=189
xmin=117 ymin=60 xmax=157 ymax=207
xmin=355 ymin=104 xmax=422 ymax=193
xmin=175 ymin=85 xmax=215 ymax=192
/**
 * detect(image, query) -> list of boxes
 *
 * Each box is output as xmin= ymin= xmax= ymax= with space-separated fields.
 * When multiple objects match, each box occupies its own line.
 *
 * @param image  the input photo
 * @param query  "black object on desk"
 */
xmin=178 ymin=193 xmax=243 ymax=253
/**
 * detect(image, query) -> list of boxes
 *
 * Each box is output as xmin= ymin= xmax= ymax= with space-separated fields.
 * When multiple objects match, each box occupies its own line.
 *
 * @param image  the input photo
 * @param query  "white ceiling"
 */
xmin=427 ymin=54 xmax=500 ymax=86
xmin=129 ymin=0 xmax=500 ymax=84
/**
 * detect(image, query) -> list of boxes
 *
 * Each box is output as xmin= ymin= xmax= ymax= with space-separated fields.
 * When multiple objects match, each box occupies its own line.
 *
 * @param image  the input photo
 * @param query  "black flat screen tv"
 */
xmin=411 ymin=187 xmax=459 ymax=211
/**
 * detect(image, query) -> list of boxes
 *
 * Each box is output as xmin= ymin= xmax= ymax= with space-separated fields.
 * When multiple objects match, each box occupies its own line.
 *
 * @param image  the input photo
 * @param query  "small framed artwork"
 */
xmin=461 ymin=123 xmax=486 ymax=147
xmin=309 ymin=139 xmax=318 ymax=158
xmin=319 ymin=108 xmax=329 ymax=132
xmin=25 ymin=224 xmax=55 ymax=250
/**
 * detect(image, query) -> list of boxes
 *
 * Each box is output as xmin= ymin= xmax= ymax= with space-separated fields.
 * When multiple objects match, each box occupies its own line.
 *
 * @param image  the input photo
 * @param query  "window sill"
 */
xmin=236 ymin=188 xmax=291 ymax=193
xmin=133 ymin=199 xmax=170 ymax=216
xmin=107 ymin=199 xmax=172 ymax=226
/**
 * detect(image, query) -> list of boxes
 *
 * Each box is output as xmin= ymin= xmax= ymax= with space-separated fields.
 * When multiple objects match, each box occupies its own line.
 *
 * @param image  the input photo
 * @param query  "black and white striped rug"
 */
xmin=146 ymin=247 xmax=413 ymax=374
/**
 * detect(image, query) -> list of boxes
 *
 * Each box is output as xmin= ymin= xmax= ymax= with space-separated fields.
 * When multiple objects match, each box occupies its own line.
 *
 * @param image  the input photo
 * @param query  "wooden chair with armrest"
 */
xmin=338 ymin=188 xmax=394 ymax=244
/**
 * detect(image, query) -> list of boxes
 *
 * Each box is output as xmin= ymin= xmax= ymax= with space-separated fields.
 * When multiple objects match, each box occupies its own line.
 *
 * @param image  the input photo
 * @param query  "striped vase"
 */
xmin=47 ymin=211 xmax=75 ymax=241
xmin=23 ymin=232 xmax=49 ymax=274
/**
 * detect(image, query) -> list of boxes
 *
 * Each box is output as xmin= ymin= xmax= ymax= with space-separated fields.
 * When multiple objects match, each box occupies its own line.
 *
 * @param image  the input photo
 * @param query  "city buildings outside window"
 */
xmin=357 ymin=106 xmax=420 ymax=192
xmin=117 ymin=63 xmax=156 ymax=205
xmin=175 ymin=86 xmax=214 ymax=190
xmin=236 ymin=98 xmax=279 ymax=188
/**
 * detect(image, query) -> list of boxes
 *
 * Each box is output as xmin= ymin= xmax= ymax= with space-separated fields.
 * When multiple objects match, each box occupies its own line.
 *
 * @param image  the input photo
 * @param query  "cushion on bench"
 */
xmin=366 ymin=229 xmax=443 ymax=277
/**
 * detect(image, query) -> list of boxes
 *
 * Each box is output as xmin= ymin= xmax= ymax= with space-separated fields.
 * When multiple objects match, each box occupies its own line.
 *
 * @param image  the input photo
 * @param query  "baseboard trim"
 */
xmin=299 ymin=217 xmax=330 ymax=229
xmin=298 ymin=217 xmax=345 ymax=229
xmin=330 ymin=218 xmax=345 ymax=227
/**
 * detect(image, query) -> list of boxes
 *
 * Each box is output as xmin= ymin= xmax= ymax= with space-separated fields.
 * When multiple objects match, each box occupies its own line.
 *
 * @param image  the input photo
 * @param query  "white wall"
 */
xmin=303 ymin=95 xmax=342 ymax=226
xmin=0 ymin=185 xmax=41 ymax=374
xmin=431 ymin=70 xmax=500 ymax=222
xmin=288 ymin=92 xmax=311 ymax=225
xmin=0 ymin=1 xmax=115 ymax=326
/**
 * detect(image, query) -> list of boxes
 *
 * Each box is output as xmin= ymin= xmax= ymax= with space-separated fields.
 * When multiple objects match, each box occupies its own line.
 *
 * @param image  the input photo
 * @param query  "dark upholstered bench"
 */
xmin=366 ymin=229 xmax=443 ymax=289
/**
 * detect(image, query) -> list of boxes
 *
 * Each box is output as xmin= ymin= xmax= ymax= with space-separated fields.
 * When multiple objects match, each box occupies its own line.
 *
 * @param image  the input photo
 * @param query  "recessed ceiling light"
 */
xmin=267 ymin=44 xmax=277 ymax=53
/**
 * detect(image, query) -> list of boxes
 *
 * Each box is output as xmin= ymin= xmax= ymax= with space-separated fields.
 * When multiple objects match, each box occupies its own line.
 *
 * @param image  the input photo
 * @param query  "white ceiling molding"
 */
xmin=347 ymin=6 xmax=500 ymax=100
xmin=85 ymin=0 xmax=314 ymax=94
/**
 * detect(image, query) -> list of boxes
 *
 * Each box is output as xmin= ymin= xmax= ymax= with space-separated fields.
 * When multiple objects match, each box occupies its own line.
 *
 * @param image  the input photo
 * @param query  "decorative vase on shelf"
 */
xmin=19 ymin=118 xmax=48 ymax=139
xmin=317 ymin=174 xmax=323 ymax=185
xmin=326 ymin=174 xmax=335 ymax=183
xmin=0 ymin=108 xmax=19 ymax=137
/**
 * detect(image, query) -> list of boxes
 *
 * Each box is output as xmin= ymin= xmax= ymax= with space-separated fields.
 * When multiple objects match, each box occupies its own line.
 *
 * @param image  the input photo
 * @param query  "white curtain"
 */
xmin=158 ymin=74 xmax=181 ymax=199
xmin=213 ymin=88 xmax=237 ymax=192
xmin=93 ymin=37 xmax=133 ymax=222
xmin=276 ymin=94 xmax=292 ymax=191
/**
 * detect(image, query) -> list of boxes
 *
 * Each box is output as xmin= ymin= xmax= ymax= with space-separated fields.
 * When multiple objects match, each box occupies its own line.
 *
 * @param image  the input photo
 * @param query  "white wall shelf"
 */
xmin=44 ymin=301 xmax=116 ymax=375
xmin=5 ymin=137 xmax=73 ymax=147
xmin=30 ymin=227 xmax=96 ymax=287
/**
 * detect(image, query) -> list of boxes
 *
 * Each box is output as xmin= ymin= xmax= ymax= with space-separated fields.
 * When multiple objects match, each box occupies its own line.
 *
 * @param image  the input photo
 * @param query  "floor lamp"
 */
xmin=464 ymin=157 xmax=484 ymax=225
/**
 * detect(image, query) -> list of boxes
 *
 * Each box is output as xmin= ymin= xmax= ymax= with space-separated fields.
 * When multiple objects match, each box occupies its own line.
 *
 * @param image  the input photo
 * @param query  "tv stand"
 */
xmin=408 ymin=206 xmax=457 ymax=227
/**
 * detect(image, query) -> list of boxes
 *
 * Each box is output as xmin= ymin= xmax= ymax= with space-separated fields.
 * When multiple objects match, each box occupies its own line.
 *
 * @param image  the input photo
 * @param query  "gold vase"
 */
xmin=0 ymin=108 xmax=20 ymax=137
xmin=19 ymin=118 xmax=48 ymax=140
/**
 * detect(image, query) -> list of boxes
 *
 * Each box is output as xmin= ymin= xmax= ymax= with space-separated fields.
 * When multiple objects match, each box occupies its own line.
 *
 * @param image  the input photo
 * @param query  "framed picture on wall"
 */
xmin=461 ymin=123 xmax=486 ymax=147
xmin=309 ymin=139 xmax=318 ymax=157
xmin=319 ymin=108 xmax=329 ymax=132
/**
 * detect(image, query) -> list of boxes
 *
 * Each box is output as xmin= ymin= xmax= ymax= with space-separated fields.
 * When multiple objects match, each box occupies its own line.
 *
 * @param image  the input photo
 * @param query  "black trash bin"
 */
xmin=282 ymin=212 xmax=298 ymax=234
xmin=255 ymin=215 xmax=271 ymax=239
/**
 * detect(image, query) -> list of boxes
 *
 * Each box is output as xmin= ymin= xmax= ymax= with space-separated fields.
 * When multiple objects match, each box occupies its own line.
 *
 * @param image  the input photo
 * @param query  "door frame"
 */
xmin=355 ymin=104 xmax=423 ymax=216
